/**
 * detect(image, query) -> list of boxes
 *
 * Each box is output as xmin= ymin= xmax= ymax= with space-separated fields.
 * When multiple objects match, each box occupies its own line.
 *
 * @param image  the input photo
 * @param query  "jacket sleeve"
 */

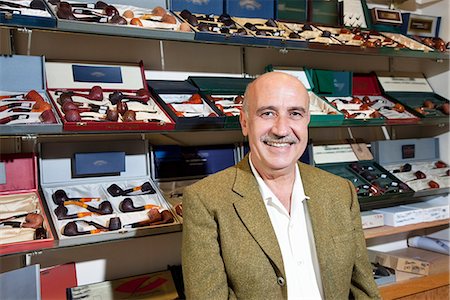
xmin=347 ymin=180 xmax=382 ymax=300
xmin=182 ymin=186 xmax=236 ymax=300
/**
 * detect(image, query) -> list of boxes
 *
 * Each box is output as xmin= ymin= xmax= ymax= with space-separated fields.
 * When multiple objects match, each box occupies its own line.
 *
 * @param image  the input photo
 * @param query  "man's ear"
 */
xmin=239 ymin=111 xmax=248 ymax=137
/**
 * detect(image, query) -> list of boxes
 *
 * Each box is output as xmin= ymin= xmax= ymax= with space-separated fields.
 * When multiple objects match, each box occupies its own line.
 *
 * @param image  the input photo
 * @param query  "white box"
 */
xmin=401 ymin=199 xmax=449 ymax=222
xmin=373 ymin=206 xmax=422 ymax=227
xmin=361 ymin=211 xmax=384 ymax=229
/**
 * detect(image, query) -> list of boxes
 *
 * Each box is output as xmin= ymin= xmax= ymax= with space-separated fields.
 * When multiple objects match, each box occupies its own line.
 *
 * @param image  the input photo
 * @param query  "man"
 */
xmin=182 ymin=72 xmax=380 ymax=299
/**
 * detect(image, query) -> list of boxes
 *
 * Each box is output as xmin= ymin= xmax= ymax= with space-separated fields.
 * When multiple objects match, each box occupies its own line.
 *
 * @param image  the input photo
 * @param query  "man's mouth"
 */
xmin=264 ymin=141 xmax=292 ymax=147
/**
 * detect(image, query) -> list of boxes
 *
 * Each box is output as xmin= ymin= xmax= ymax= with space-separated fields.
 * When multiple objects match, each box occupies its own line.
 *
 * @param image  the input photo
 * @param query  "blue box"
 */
xmin=73 ymin=152 xmax=126 ymax=177
xmin=0 ymin=1 xmax=56 ymax=29
xmin=152 ymin=145 xmax=237 ymax=180
xmin=170 ymin=0 xmax=224 ymax=14
xmin=225 ymin=0 xmax=275 ymax=19
xmin=0 ymin=55 xmax=61 ymax=135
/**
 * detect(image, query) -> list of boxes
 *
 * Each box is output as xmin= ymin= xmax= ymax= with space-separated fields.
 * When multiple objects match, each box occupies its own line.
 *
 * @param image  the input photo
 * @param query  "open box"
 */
xmin=231 ymin=17 xmax=308 ymax=49
xmin=188 ymin=76 xmax=253 ymax=129
xmin=46 ymin=0 xmax=194 ymax=41
xmin=0 ymin=55 xmax=61 ymax=135
xmin=150 ymin=143 xmax=239 ymax=221
xmin=280 ymin=22 xmax=341 ymax=48
xmin=39 ymin=140 xmax=181 ymax=246
xmin=173 ymin=10 xmax=266 ymax=46
xmin=147 ymin=77 xmax=224 ymax=130
xmin=352 ymin=73 xmax=419 ymax=125
xmin=0 ymin=153 xmax=54 ymax=255
xmin=371 ymin=138 xmax=450 ymax=198
xmin=0 ymin=0 xmax=56 ymax=29
xmin=265 ymin=66 xmax=344 ymax=127
xmin=376 ymin=72 xmax=449 ymax=123
xmin=45 ymin=60 xmax=175 ymax=131
xmin=306 ymin=68 xmax=388 ymax=125
xmin=313 ymin=143 xmax=415 ymax=211
xmin=225 ymin=0 xmax=275 ymax=19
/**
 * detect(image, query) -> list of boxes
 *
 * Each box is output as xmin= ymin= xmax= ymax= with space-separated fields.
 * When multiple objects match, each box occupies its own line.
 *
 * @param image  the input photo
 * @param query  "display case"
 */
xmin=38 ymin=140 xmax=181 ymax=246
xmin=0 ymin=55 xmax=61 ymax=134
xmin=0 ymin=0 xmax=56 ymax=29
xmin=0 ymin=153 xmax=54 ymax=255
xmin=45 ymin=60 xmax=175 ymax=131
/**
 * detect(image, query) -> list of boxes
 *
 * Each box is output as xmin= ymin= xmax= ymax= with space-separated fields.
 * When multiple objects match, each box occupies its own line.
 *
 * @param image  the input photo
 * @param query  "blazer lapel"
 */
xmin=232 ymin=156 xmax=285 ymax=277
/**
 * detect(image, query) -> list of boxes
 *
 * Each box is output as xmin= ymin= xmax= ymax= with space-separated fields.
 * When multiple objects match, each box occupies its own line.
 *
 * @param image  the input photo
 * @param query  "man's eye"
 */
xmin=290 ymin=111 xmax=304 ymax=118
xmin=260 ymin=111 xmax=275 ymax=118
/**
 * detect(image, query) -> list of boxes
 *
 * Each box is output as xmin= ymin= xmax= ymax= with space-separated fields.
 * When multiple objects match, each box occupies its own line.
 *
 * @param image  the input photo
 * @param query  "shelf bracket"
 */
xmin=17 ymin=27 xmax=33 ymax=56
xmin=381 ymin=126 xmax=391 ymax=140
xmin=159 ymin=40 xmax=165 ymax=71
xmin=23 ymin=250 xmax=42 ymax=267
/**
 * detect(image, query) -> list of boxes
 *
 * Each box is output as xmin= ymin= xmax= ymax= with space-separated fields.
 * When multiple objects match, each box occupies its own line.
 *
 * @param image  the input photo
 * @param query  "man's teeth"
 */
xmin=266 ymin=141 xmax=290 ymax=147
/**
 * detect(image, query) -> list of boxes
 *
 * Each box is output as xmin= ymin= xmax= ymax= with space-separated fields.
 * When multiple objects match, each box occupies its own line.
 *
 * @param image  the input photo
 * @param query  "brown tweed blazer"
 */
xmin=182 ymin=155 xmax=381 ymax=300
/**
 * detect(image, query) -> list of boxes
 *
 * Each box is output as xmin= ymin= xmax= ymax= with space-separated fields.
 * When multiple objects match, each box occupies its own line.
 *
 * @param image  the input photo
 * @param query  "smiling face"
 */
xmin=240 ymin=72 xmax=310 ymax=178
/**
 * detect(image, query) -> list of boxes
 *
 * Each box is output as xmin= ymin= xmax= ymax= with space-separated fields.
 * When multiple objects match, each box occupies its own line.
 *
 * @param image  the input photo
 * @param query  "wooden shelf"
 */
xmin=364 ymin=219 xmax=450 ymax=239
xmin=379 ymin=271 xmax=449 ymax=300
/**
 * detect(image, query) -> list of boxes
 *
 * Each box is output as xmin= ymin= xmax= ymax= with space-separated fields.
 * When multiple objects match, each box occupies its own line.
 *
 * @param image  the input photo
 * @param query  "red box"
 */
xmin=45 ymin=61 xmax=175 ymax=132
xmin=352 ymin=72 xmax=419 ymax=124
xmin=0 ymin=153 xmax=54 ymax=255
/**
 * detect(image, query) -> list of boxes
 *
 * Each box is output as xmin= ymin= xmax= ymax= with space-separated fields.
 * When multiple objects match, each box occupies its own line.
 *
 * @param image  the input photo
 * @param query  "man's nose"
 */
xmin=272 ymin=115 xmax=290 ymax=137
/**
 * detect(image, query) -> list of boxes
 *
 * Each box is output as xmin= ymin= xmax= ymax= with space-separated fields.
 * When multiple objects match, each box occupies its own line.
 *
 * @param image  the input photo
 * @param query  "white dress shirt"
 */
xmin=249 ymin=156 xmax=322 ymax=300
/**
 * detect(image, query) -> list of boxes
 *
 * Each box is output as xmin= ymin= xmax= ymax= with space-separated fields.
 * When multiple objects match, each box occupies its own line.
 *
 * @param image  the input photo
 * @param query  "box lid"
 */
xmin=170 ymin=0 xmax=223 ymax=15
xmin=352 ymin=73 xmax=381 ymax=96
xmin=265 ymin=66 xmax=312 ymax=91
xmin=0 ymin=55 xmax=45 ymax=91
xmin=151 ymin=144 xmax=237 ymax=181
xmin=0 ymin=153 xmax=37 ymax=194
xmin=188 ymin=76 xmax=253 ymax=94
xmin=371 ymin=138 xmax=439 ymax=165
xmin=45 ymin=61 xmax=145 ymax=91
xmin=39 ymin=140 xmax=149 ymax=186
xmin=225 ymin=0 xmax=275 ymax=19
xmin=147 ymin=80 xmax=199 ymax=94
xmin=308 ymin=69 xmax=352 ymax=96
xmin=376 ymin=72 xmax=434 ymax=93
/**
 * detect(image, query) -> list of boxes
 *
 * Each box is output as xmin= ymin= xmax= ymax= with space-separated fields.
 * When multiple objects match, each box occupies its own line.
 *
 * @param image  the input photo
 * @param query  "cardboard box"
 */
xmin=265 ymin=66 xmax=344 ymax=127
xmin=376 ymin=72 xmax=449 ymax=123
xmin=371 ymin=138 xmax=450 ymax=198
xmin=39 ymin=140 xmax=181 ymax=246
xmin=401 ymin=198 xmax=449 ymax=222
xmin=47 ymin=0 xmax=194 ymax=41
xmin=0 ymin=153 xmax=55 ymax=255
xmin=0 ymin=55 xmax=62 ymax=135
xmin=369 ymin=247 xmax=449 ymax=276
xmin=0 ymin=0 xmax=56 ymax=29
xmin=45 ymin=60 xmax=175 ymax=132
xmin=361 ymin=211 xmax=384 ymax=229
xmin=373 ymin=206 xmax=422 ymax=227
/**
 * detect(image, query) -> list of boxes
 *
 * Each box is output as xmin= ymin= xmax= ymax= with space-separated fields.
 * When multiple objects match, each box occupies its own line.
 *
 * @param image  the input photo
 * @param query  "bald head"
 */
xmin=243 ymin=72 xmax=309 ymax=114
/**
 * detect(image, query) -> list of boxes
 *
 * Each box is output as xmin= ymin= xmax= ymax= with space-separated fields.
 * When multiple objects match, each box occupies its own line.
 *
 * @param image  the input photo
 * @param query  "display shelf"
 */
xmin=1 ymin=25 xmax=449 ymax=61
xmin=364 ymin=218 xmax=450 ymax=239
xmin=379 ymin=270 xmax=449 ymax=300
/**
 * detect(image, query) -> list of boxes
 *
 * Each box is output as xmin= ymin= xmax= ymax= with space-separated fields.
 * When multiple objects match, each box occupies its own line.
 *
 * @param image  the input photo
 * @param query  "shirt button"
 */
xmin=277 ymin=276 xmax=285 ymax=286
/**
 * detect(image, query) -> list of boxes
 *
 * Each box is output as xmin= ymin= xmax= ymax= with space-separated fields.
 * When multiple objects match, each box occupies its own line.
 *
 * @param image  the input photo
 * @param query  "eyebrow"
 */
xmin=256 ymin=105 xmax=308 ymax=114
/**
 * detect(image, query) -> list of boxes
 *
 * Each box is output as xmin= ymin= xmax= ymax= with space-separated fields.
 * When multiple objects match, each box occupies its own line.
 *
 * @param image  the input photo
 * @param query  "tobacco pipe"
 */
xmin=39 ymin=109 xmax=58 ymax=123
xmin=57 ymin=2 xmax=105 ymax=22
xmin=63 ymin=217 xmax=121 ymax=236
xmin=54 ymin=205 xmax=95 ymax=220
xmin=0 ymin=213 xmax=44 ymax=229
xmin=0 ymin=102 xmax=33 ymax=112
xmin=393 ymin=163 xmax=412 ymax=173
xmin=0 ymin=0 xmax=45 ymax=10
xmin=0 ymin=93 xmax=24 ymax=100
xmin=52 ymin=189 xmax=101 ymax=205
xmin=0 ymin=114 xmax=30 ymax=124
xmin=108 ymin=89 xmax=151 ymax=104
xmin=62 ymin=200 xmax=113 ymax=215
xmin=124 ymin=209 xmax=174 ymax=228
xmin=119 ymin=198 xmax=159 ymax=213
xmin=49 ymin=0 xmax=108 ymax=9
xmin=107 ymin=182 xmax=156 ymax=197
xmin=56 ymin=86 xmax=104 ymax=101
